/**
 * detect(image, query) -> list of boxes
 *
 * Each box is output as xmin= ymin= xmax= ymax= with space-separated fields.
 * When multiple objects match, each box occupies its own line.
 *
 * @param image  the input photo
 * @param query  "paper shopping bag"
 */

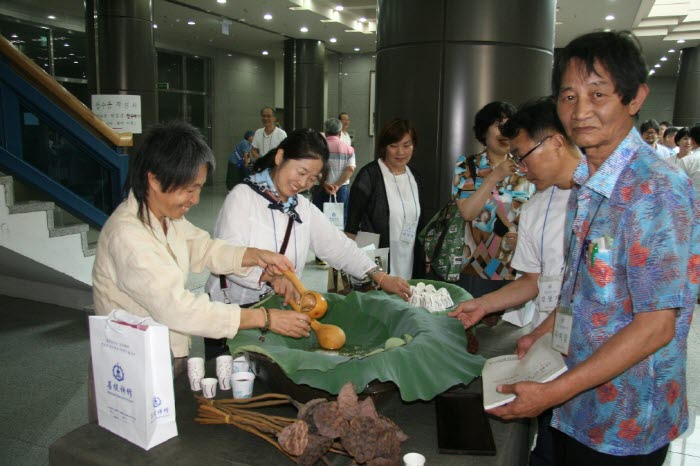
xmin=89 ymin=310 xmax=178 ymax=450
xmin=323 ymin=194 xmax=344 ymax=229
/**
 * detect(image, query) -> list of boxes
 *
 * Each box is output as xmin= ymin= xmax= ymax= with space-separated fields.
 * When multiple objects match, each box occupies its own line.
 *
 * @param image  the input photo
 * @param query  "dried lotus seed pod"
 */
xmin=277 ymin=420 xmax=309 ymax=456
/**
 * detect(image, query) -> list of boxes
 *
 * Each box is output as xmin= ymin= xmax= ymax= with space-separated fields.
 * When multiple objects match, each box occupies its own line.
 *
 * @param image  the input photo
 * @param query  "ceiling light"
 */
xmin=11 ymin=34 xmax=18 ymax=38
xmin=359 ymin=17 xmax=367 ymax=22
xmin=227 ymin=53 xmax=232 ymax=57
xmin=217 ymin=0 xmax=226 ymax=3
xmin=649 ymin=70 xmax=656 ymax=75
xmin=604 ymin=28 xmax=611 ymax=32
xmin=335 ymin=5 xmax=344 ymax=11
xmin=187 ymin=20 xmax=196 ymax=25
xmin=654 ymin=64 xmax=661 ymax=68
xmin=329 ymin=37 xmax=337 ymax=43
xmin=262 ymin=50 xmax=269 ymax=55
xmin=677 ymin=39 xmax=686 ymax=43
xmin=264 ymin=13 xmax=272 ymax=20
xmin=605 ymin=14 xmax=615 ymax=21
xmin=47 ymin=15 xmax=56 ymax=20
xmin=73 ymin=61 xmax=78 ymax=64
xmin=300 ymin=26 xmax=308 ymax=32
xmin=153 ymin=24 xmax=158 ymax=28
xmin=354 ymin=47 xmax=360 ymax=51
xmin=668 ymin=49 xmax=676 ymax=53
xmin=660 ymin=56 xmax=668 ymax=61
xmin=64 ymin=43 xmax=69 ymax=47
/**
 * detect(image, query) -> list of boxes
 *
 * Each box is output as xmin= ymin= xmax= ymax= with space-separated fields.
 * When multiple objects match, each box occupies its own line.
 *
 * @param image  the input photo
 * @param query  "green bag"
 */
xmin=418 ymin=201 xmax=465 ymax=282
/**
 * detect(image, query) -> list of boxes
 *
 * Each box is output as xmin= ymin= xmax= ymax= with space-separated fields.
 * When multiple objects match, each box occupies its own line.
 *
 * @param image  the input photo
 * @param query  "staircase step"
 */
xmin=9 ymin=200 xmax=55 ymax=214
xmin=49 ymin=223 xmax=89 ymax=238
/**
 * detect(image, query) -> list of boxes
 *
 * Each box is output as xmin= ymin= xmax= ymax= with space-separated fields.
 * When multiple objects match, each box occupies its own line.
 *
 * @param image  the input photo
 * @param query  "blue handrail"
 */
xmin=0 ymin=54 xmax=128 ymax=228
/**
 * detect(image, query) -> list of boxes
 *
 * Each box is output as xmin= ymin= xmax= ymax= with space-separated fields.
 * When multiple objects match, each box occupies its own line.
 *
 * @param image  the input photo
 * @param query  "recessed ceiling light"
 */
xmin=660 ymin=56 xmax=668 ymax=61
xmin=47 ymin=15 xmax=56 ymax=20
xmin=677 ymin=39 xmax=686 ymax=43
xmin=300 ymin=26 xmax=308 ymax=32
xmin=11 ymin=34 xmax=17 ymax=38
xmin=605 ymin=14 xmax=615 ymax=21
xmin=64 ymin=43 xmax=69 ymax=47
xmin=73 ymin=61 xmax=78 ymax=64
xmin=153 ymin=24 xmax=158 ymax=28
xmin=654 ymin=64 xmax=661 ymax=68
xmin=354 ymin=47 xmax=360 ymax=51
xmin=217 ymin=0 xmax=226 ymax=3
xmin=649 ymin=69 xmax=656 ymax=75
xmin=262 ymin=50 xmax=269 ymax=55
xmin=359 ymin=17 xmax=367 ymax=22
xmin=329 ymin=37 xmax=337 ymax=43
xmin=668 ymin=49 xmax=676 ymax=53
xmin=264 ymin=13 xmax=272 ymax=20
xmin=187 ymin=20 xmax=196 ymax=25
xmin=604 ymin=28 xmax=611 ymax=32
xmin=227 ymin=53 xmax=232 ymax=57
xmin=335 ymin=5 xmax=344 ymax=11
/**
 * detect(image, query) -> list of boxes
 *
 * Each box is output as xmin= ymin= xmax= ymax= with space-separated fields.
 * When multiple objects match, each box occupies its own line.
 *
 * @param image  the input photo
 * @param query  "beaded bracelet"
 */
xmin=259 ymin=307 xmax=271 ymax=342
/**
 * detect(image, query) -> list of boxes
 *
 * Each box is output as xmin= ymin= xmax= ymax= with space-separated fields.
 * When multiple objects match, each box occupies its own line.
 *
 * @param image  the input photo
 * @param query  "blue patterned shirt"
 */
xmin=551 ymin=128 xmax=700 ymax=455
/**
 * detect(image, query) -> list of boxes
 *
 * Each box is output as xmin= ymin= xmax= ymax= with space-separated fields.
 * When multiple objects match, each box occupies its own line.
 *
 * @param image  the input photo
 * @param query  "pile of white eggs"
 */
xmin=408 ymin=282 xmax=454 ymax=313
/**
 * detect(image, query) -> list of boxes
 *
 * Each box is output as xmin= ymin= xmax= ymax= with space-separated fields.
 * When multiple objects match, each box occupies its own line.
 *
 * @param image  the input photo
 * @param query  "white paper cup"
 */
xmin=216 ymin=355 xmax=234 ymax=389
xmin=187 ymin=357 xmax=205 ymax=378
xmin=403 ymin=452 xmax=426 ymax=466
xmin=189 ymin=376 xmax=202 ymax=391
xmin=201 ymin=378 xmax=218 ymax=398
xmin=231 ymin=371 xmax=255 ymax=399
xmin=233 ymin=355 xmax=250 ymax=373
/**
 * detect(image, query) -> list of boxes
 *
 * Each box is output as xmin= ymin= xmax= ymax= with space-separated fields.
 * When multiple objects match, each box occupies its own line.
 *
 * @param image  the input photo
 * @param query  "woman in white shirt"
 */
xmin=206 ymin=129 xmax=411 ymax=311
xmin=346 ymin=119 xmax=424 ymax=279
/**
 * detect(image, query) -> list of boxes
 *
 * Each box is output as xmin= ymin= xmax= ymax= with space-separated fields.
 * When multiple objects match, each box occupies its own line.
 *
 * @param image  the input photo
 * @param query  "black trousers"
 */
xmin=552 ymin=429 xmax=669 ymax=466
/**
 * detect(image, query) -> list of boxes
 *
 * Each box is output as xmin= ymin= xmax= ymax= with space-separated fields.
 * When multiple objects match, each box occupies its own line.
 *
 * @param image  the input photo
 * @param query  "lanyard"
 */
xmin=271 ymin=210 xmax=297 ymax=268
xmin=391 ymin=169 xmax=419 ymax=222
xmin=540 ymin=187 xmax=557 ymax=274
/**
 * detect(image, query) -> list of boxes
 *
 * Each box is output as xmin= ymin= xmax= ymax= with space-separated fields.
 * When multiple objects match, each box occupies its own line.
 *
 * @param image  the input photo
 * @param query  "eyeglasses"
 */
xmin=509 ymin=135 xmax=553 ymax=167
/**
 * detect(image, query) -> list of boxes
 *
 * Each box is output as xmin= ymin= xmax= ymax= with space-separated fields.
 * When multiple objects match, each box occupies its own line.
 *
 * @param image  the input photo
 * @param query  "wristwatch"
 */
xmin=366 ymin=266 xmax=385 ymax=279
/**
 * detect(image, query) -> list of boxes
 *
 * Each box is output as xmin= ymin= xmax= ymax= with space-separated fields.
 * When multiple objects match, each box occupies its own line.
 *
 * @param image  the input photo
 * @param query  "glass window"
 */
xmin=0 ymin=18 xmax=50 ymax=72
xmin=53 ymin=28 xmax=87 ymax=80
xmin=186 ymin=57 xmax=205 ymax=92
xmin=157 ymin=52 xmax=183 ymax=90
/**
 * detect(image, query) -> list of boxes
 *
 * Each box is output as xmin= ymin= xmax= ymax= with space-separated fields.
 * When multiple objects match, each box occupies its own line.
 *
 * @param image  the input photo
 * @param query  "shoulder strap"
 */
xmin=467 ymin=154 xmax=478 ymax=184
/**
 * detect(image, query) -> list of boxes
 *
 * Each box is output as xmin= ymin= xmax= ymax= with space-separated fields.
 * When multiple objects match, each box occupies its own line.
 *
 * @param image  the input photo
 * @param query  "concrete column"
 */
xmin=673 ymin=46 xmax=700 ymax=127
xmin=85 ymin=0 xmax=157 ymax=146
xmin=376 ymin=0 xmax=556 ymax=216
xmin=284 ymin=39 xmax=326 ymax=131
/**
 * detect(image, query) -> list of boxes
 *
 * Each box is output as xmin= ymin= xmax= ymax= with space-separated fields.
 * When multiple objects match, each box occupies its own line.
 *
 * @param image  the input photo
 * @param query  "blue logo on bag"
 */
xmin=153 ymin=396 xmax=161 ymax=408
xmin=112 ymin=363 xmax=125 ymax=381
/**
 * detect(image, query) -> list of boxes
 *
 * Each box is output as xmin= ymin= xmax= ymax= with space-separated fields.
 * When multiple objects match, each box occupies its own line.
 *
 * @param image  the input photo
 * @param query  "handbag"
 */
xmin=418 ymin=200 xmax=465 ymax=282
xmin=89 ymin=310 xmax=178 ymax=450
xmin=323 ymin=193 xmax=344 ymax=229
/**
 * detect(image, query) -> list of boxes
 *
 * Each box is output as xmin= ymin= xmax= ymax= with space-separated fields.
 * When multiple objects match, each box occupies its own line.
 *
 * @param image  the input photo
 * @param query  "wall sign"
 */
xmin=91 ymin=94 xmax=142 ymax=134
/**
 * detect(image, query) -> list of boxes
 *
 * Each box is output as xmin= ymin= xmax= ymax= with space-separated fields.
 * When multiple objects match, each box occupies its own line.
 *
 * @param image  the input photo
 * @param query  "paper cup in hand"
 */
xmin=216 ymin=355 xmax=233 ymax=390
xmin=187 ymin=357 xmax=205 ymax=391
xmin=201 ymin=378 xmax=218 ymax=398
xmin=231 ymin=371 xmax=255 ymax=399
xmin=233 ymin=355 xmax=250 ymax=373
xmin=403 ymin=452 xmax=426 ymax=466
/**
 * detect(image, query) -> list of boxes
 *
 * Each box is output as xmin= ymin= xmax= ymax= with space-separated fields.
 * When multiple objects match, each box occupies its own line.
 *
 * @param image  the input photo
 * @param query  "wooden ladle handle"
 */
xmin=283 ymin=270 xmax=307 ymax=294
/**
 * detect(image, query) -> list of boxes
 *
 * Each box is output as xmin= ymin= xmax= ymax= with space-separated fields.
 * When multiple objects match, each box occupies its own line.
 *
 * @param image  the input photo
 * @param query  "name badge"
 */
xmin=537 ymin=274 xmax=563 ymax=313
xmin=400 ymin=220 xmax=418 ymax=243
xmin=552 ymin=304 xmax=573 ymax=355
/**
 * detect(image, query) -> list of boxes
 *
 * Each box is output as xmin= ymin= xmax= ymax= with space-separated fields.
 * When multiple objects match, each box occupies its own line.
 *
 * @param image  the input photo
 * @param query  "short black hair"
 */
xmin=675 ymin=127 xmax=690 ymax=146
xmin=473 ymin=101 xmax=517 ymax=145
xmin=376 ymin=118 xmax=418 ymax=158
xmin=253 ymin=128 xmax=329 ymax=173
xmin=659 ymin=121 xmax=672 ymax=127
xmin=500 ymin=97 xmax=571 ymax=144
xmin=640 ymin=119 xmax=660 ymax=134
xmin=664 ymin=126 xmax=679 ymax=139
xmin=552 ymin=31 xmax=648 ymax=105
xmin=128 ymin=121 xmax=215 ymax=224
xmin=690 ymin=124 xmax=700 ymax=145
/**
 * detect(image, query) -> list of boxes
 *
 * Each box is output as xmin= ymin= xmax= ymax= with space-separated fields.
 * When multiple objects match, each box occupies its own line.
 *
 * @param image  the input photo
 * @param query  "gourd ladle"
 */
xmin=283 ymin=271 xmax=346 ymax=350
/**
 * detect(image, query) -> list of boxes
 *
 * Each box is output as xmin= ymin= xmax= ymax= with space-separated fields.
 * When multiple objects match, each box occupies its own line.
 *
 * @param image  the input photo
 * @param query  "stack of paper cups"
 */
xmin=187 ymin=357 xmax=205 ymax=391
xmin=233 ymin=355 xmax=250 ymax=373
xmin=231 ymin=372 xmax=255 ymax=399
xmin=216 ymin=355 xmax=233 ymax=390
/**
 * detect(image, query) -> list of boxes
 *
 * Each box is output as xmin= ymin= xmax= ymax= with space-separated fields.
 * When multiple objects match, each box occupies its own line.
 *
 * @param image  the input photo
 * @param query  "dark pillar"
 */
xmin=673 ymin=46 xmax=700 ymax=127
xmin=376 ymin=0 xmax=555 ymax=217
xmin=284 ymin=39 xmax=326 ymax=131
xmin=85 ymin=0 xmax=157 ymax=147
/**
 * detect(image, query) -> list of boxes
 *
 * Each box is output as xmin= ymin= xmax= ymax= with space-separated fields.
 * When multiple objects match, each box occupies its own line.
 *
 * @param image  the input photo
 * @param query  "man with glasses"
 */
xmin=485 ymin=31 xmax=698 ymax=466
xmin=450 ymin=98 xmax=580 ymax=466
xmin=250 ymin=106 xmax=287 ymax=163
xmin=640 ymin=119 xmax=672 ymax=158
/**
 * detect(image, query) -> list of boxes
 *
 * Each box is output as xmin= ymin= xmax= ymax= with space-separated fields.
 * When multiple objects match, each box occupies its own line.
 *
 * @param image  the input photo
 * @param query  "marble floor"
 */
xmin=0 ymin=183 xmax=698 ymax=466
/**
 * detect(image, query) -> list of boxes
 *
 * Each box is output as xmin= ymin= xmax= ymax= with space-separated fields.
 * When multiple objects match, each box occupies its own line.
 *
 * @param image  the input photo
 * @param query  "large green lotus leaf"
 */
xmin=228 ymin=279 xmax=484 ymax=401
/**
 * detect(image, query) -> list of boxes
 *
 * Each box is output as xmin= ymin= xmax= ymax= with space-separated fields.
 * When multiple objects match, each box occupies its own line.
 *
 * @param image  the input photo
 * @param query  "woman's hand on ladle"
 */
xmin=376 ymin=273 xmax=412 ymax=302
xmin=269 ymin=309 xmax=311 ymax=338
xmin=243 ymin=247 xmax=295 ymax=276
xmin=265 ymin=275 xmax=301 ymax=306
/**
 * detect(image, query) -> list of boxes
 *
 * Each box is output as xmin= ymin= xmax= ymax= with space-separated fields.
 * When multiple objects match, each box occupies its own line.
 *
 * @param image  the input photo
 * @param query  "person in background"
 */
xmin=640 ymin=119 xmax=673 ymax=158
xmin=93 ymin=121 xmax=311 ymax=364
xmin=662 ymin=126 xmax=680 ymax=154
xmin=207 ymin=129 xmax=412 ymax=327
xmin=451 ymin=96 xmax=581 ymax=466
xmin=666 ymin=127 xmax=694 ymax=168
xmin=250 ymin=106 xmax=287 ymax=163
xmin=659 ymin=120 xmax=671 ymax=140
xmin=690 ymin=124 xmax=700 ymax=153
xmin=339 ymin=112 xmax=352 ymax=146
xmin=489 ymin=31 xmax=698 ymax=466
xmin=226 ymin=130 xmax=254 ymax=190
xmin=346 ymin=118 xmax=425 ymax=280
xmin=451 ymin=101 xmax=535 ymax=300
xmin=679 ymin=127 xmax=700 ymax=196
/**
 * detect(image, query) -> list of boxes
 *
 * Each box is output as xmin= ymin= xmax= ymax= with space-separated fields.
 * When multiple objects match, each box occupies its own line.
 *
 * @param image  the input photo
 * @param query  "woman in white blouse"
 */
xmin=346 ymin=119 xmax=424 ymax=279
xmin=206 ymin=129 xmax=411 ymax=312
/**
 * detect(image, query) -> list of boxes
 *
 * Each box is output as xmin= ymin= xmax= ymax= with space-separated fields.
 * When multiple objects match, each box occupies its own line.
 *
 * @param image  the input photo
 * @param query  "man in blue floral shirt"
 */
xmin=488 ymin=31 xmax=700 ymax=466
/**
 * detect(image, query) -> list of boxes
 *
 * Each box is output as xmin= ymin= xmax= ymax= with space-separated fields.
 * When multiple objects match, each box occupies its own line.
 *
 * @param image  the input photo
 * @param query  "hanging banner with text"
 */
xmin=91 ymin=94 xmax=142 ymax=134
